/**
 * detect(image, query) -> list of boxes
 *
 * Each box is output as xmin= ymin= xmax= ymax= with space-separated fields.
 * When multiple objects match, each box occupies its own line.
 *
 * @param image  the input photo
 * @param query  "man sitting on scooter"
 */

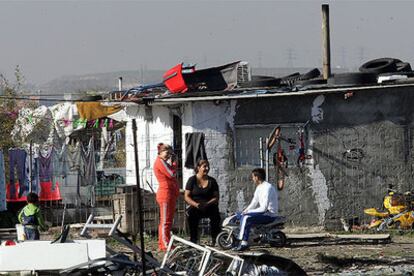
xmin=234 ymin=168 xmax=278 ymax=251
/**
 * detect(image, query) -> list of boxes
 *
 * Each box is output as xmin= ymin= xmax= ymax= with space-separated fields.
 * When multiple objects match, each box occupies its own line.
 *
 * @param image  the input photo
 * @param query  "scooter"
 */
xmin=216 ymin=213 xmax=287 ymax=250
xmin=364 ymin=189 xmax=414 ymax=230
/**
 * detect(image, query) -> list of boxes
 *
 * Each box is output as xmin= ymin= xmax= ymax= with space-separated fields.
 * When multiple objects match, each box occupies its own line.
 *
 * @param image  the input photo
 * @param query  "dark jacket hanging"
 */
xmin=184 ymin=132 xmax=208 ymax=169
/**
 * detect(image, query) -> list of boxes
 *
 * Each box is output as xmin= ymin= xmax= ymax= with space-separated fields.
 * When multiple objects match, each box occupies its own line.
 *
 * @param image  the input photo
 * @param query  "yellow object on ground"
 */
xmin=364 ymin=208 xmax=389 ymax=218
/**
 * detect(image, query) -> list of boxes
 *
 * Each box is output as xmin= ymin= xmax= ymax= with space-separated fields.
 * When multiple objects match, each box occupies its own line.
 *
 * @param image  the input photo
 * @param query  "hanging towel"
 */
xmin=184 ymin=132 xmax=208 ymax=169
xmin=76 ymin=102 xmax=122 ymax=121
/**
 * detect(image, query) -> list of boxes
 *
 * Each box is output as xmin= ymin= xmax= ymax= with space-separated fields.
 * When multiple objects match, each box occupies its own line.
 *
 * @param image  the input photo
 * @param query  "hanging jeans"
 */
xmin=9 ymin=149 xmax=27 ymax=199
xmin=25 ymin=157 xmax=40 ymax=194
xmin=157 ymin=197 xmax=177 ymax=251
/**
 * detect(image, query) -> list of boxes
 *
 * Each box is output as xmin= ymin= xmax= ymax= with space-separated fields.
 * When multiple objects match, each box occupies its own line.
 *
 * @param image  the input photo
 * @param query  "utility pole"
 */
xmin=322 ymin=4 xmax=331 ymax=79
xmin=132 ymin=119 xmax=146 ymax=274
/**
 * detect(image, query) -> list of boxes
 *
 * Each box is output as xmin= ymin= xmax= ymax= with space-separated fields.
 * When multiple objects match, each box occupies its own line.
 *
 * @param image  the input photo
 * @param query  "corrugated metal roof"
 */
xmin=142 ymin=82 xmax=414 ymax=106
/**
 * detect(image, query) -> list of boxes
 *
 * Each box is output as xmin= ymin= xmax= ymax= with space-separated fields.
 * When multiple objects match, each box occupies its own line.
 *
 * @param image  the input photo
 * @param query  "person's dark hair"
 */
xmin=195 ymin=159 xmax=210 ymax=174
xmin=27 ymin=192 xmax=39 ymax=204
xmin=251 ymin=168 xmax=266 ymax=181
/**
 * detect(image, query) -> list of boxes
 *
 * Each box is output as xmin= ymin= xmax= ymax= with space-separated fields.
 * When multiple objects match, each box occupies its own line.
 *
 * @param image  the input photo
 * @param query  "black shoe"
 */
xmin=233 ymin=244 xmax=249 ymax=251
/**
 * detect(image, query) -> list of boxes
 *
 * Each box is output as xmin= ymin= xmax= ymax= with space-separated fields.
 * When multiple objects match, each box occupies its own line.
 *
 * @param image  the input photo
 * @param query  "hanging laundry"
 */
xmin=49 ymin=102 xmax=83 ymax=139
xmin=66 ymin=141 xmax=85 ymax=196
xmin=25 ymin=155 xmax=40 ymax=195
xmin=184 ymin=132 xmax=208 ymax=169
xmin=52 ymin=145 xmax=73 ymax=204
xmin=39 ymin=181 xmax=62 ymax=201
xmin=82 ymin=138 xmax=97 ymax=187
xmin=39 ymin=148 xmax=54 ymax=185
xmin=0 ymin=151 xmax=6 ymax=211
xmin=67 ymin=141 xmax=84 ymax=173
xmin=76 ymin=102 xmax=122 ymax=121
xmin=53 ymin=144 xmax=68 ymax=182
xmin=9 ymin=148 xmax=27 ymax=199
xmin=11 ymin=106 xmax=53 ymax=144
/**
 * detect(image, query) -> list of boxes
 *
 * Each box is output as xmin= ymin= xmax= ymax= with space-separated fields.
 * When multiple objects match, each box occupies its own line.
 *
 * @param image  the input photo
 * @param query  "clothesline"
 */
xmin=4 ymin=111 xmax=117 ymax=129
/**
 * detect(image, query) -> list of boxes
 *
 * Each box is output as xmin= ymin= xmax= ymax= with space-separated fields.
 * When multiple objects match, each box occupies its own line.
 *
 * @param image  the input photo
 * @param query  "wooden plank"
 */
xmin=0 ymin=228 xmax=16 ymax=233
xmin=286 ymin=233 xmax=390 ymax=241
xmin=334 ymin=234 xmax=390 ymax=240
xmin=286 ymin=233 xmax=331 ymax=239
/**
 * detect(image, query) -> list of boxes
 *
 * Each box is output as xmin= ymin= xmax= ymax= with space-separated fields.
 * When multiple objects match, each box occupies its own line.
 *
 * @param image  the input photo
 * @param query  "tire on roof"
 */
xmin=296 ymin=78 xmax=327 ymax=86
xmin=240 ymin=75 xmax=281 ymax=88
xmin=396 ymin=62 xmax=412 ymax=72
xmin=298 ymin=68 xmax=321 ymax=80
xmin=327 ymin=72 xmax=378 ymax=86
xmin=280 ymin=73 xmax=300 ymax=86
xmin=359 ymin=58 xmax=400 ymax=74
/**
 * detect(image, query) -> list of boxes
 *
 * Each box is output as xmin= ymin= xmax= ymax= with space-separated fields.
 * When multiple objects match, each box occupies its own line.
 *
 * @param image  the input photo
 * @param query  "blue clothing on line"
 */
xmin=9 ymin=149 xmax=27 ymax=199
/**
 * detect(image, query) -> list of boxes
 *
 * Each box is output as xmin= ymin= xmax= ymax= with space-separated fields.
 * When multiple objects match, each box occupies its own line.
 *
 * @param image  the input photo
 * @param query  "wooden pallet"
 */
xmin=0 ymin=228 xmax=17 ymax=240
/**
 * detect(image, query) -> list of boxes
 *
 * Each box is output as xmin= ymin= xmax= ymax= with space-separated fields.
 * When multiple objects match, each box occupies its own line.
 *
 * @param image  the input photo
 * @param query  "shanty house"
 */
xmin=121 ymin=79 xmax=414 ymax=229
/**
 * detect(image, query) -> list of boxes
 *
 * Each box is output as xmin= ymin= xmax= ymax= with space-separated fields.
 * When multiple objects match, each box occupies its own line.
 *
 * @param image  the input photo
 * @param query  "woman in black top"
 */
xmin=184 ymin=159 xmax=221 ymax=245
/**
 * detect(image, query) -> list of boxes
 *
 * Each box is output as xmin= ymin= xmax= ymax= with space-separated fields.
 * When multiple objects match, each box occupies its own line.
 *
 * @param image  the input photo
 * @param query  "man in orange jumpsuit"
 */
xmin=153 ymin=143 xmax=180 ymax=251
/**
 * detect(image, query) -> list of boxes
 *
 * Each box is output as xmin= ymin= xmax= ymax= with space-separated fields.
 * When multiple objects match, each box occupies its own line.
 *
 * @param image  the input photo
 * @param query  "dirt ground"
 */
xmin=44 ymin=226 xmax=414 ymax=275
xmin=267 ymin=234 xmax=414 ymax=275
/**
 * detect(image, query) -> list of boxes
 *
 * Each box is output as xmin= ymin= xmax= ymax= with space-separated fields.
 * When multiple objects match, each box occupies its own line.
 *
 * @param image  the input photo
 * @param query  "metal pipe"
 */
xmin=29 ymin=141 xmax=33 ymax=193
xmin=265 ymin=138 xmax=269 ymax=181
xmin=259 ymin=137 xmax=263 ymax=168
xmin=322 ymin=4 xmax=331 ymax=79
xmin=109 ymin=215 xmax=123 ymax=236
xmin=132 ymin=119 xmax=146 ymax=273
xmin=80 ymin=214 xmax=94 ymax=236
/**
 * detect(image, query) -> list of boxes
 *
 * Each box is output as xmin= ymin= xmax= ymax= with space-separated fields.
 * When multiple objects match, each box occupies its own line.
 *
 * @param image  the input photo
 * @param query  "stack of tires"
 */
xmin=328 ymin=58 xmax=412 ymax=87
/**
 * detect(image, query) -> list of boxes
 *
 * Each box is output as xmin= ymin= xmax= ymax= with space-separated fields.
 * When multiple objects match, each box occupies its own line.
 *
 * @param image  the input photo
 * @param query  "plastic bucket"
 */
xmin=16 ymin=224 xmax=25 ymax=241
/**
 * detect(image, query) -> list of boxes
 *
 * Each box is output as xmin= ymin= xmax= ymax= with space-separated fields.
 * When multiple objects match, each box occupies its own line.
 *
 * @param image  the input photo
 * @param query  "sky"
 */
xmin=1 ymin=0 xmax=414 ymax=85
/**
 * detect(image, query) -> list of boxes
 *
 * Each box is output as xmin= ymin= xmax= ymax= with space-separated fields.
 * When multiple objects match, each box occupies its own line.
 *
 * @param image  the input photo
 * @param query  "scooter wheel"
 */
xmin=216 ymin=231 xmax=235 ymax=250
xmin=268 ymin=231 xmax=287 ymax=247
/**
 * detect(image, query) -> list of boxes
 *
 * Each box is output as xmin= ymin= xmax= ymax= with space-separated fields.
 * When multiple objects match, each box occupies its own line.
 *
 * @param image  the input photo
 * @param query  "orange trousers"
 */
xmin=157 ymin=197 xmax=177 ymax=251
